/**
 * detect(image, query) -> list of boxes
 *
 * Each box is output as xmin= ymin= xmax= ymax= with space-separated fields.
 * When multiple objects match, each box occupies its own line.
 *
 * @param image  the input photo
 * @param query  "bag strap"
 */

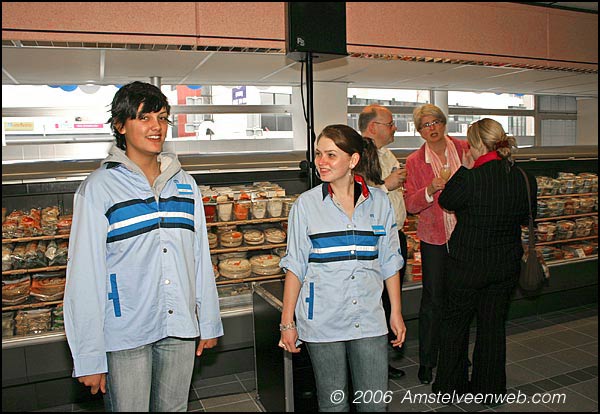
xmin=517 ymin=167 xmax=535 ymax=250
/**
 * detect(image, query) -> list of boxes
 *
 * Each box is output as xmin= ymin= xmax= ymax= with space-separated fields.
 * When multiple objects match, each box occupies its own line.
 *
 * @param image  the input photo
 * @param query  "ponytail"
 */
xmin=355 ymin=137 xmax=384 ymax=186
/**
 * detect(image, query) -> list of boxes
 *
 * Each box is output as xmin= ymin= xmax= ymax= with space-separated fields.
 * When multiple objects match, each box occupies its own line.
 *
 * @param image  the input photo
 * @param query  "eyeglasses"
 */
xmin=420 ymin=120 xmax=443 ymax=130
xmin=373 ymin=120 xmax=395 ymax=128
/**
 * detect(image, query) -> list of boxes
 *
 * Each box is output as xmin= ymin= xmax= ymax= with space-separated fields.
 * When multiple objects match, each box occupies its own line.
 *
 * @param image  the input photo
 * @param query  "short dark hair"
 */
xmin=107 ymin=81 xmax=171 ymax=150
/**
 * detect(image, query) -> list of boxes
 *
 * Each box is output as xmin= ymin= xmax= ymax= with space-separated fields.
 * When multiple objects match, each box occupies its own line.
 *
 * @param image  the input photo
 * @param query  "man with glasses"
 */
xmin=359 ymin=104 xmax=408 ymax=380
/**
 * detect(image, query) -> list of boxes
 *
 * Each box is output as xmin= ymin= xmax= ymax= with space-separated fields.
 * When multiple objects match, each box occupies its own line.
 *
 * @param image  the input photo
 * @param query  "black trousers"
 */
xmin=418 ymin=241 xmax=449 ymax=368
xmin=382 ymin=230 xmax=407 ymax=341
xmin=433 ymin=256 xmax=519 ymax=395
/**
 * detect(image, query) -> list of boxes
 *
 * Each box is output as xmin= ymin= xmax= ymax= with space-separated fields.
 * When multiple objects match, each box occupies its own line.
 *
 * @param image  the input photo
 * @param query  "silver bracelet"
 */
xmin=279 ymin=321 xmax=296 ymax=331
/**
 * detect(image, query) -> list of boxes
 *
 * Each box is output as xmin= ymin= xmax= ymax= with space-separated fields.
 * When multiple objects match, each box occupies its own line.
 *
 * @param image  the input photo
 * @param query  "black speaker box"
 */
xmin=285 ymin=2 xmax=347 ymax=62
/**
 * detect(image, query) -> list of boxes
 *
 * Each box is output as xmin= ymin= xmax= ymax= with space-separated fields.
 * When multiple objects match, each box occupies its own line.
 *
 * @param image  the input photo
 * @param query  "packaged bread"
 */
xmin=15 ymin=308 xmax=51 ymax=335
xmin=2 ymin=311 xmax=14 ymax=337
xmin=218 ymin=258 xmax=252 ymax=279
xmin=11 ymin=243 xmax=27 ymax=270
xmin=2 ymin=275 xmax=31 ymax=305
xmin=52 ymin=305 xmax=64 ymax=331
xmin=47 ymin=240 xmax=68 ymax=266
xmin=41 ymin=206 xmax=60 ymax=235
xmin=56 ymin=215 xmax=72 ymax=234
xmin=20 ymin=209 xmax=43 ymax=237
xmin=24 ymin=240 xmax=48 ymax=269
xmin=2 ymin=243 xmax=14 ymax=271
xmin=3 ymin=210 xmax=25 ymax=238
xmin=30 ymin=272 xmax=66 ymax=301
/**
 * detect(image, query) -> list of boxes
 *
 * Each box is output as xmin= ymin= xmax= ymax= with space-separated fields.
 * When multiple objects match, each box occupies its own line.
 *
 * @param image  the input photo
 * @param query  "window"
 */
xmin=165 ymin=85 xmax=294 ymax=141
xmin=348 ymin=89 xmax=540 ymax=149
xmin=538 ymin=96 xmax=578 ymax=147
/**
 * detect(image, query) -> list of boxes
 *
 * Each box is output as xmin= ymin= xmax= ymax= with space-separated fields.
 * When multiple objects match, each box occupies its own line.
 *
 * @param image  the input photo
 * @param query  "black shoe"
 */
xmin=418 ymin=366 xmax=433 ymax=384
xmin=388 ymin=365 xmax=406 ymax=379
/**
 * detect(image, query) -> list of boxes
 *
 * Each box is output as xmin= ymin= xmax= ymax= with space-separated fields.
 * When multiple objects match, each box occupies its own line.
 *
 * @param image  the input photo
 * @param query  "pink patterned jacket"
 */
xmin=404 ymin=136 xmax=469 ymax=245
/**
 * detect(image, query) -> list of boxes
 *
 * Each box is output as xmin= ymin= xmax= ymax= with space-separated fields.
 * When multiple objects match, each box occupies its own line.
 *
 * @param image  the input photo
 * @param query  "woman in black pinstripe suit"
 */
xmin=434 ymin=118 xmax=537 ymax=398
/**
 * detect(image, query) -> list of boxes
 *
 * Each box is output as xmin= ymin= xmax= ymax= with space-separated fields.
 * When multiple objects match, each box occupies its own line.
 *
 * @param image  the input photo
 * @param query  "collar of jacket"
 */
xmin=473 ymin=150 xmax=501 ymax=168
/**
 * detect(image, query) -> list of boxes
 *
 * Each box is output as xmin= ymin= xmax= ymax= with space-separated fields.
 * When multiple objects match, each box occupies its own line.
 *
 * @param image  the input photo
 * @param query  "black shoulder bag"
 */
xmin=518 ymin=167 xmax=545 ymax=293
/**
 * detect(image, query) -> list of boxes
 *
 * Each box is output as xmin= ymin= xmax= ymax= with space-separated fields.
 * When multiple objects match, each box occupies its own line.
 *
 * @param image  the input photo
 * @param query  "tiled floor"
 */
xmin=37 ymin=304 xmax=597 ymax=412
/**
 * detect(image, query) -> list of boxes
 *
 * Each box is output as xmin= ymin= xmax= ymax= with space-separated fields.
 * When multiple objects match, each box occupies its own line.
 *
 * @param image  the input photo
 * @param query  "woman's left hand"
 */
xmin=196 ymin=338 xmax=218 ymax=356
xmin=389 ymin=311 xmax=406 ymax=348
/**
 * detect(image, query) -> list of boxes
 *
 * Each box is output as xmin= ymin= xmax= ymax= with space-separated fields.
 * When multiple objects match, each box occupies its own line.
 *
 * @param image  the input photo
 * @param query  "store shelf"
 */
xmin=537 ymin=192 xmax=598 ymax=199
xmin=2 ymin=265 xmax=67 ymax=276
xmin=535 ymin=212 xmax=598 ymax=222
xmin=2 ymin=234 xmax=70 ymax=244
xmin=2 ymin=331 xmax=66 ymax=349
xmin=546 ymin=254 xmax=598 ymax=267
xmin=534 ymin=235 xmax=598 ymax=246
xmin=216 ymin=273 xmax=284 ymax=286
xmin=210 ymin=243 xmax=286 ymax=254
xmin=206 ymin=217 xmax=287 ymax=228
xmin=2 ymin=299 xmax=63 ymax=312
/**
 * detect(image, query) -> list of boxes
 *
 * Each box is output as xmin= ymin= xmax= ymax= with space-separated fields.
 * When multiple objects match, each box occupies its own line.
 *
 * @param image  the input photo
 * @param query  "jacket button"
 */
xmin=168 ymin=309 xmax=173 ymax=314
xmin=163 ymin=248 xmax=167 ymax=253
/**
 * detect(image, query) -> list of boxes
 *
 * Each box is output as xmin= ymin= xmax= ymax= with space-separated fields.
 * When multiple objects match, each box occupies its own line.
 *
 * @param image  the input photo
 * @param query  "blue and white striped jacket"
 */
xmin=280 ymin=176 xmax=403 ymax=343
xmin=64 ymin=146 xmax=223 ymax=377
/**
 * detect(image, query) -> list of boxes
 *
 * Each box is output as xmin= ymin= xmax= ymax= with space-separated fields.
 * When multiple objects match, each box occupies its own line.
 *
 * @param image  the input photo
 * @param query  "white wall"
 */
xmin=577 ymin=98 xmax=599 ymax=145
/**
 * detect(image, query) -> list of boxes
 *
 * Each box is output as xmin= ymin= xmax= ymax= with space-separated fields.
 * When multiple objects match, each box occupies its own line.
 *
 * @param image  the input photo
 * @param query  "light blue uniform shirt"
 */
xmin=64 ymin=148 xmax=223 ymax=377
xmin=280 ymin=176 xmax=403 ymax=343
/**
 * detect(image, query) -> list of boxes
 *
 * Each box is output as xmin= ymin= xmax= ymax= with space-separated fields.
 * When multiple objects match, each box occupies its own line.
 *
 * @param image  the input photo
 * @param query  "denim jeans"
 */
xmin=104 ymin=337 xmax=196 ymax=412
xmin=306 ymin=335 xmax=388 ymax=412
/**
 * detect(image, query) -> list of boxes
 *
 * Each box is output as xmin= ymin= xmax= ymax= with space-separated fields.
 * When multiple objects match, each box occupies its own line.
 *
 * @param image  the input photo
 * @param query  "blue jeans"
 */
xmin=306 ymin=335 xmax=388 ymax=412
xmin=104 ymin=337 xmax=196 ymax=412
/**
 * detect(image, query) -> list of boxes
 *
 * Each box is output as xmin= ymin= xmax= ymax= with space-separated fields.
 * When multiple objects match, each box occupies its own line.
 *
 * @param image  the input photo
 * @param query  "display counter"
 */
xmin=253 ymin=280 xmax=318 ymax=412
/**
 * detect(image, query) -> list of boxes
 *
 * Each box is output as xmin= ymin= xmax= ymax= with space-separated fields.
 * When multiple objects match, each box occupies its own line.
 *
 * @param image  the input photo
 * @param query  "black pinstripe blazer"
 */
xmin=438 ymin=159 xmax=537 ymax=268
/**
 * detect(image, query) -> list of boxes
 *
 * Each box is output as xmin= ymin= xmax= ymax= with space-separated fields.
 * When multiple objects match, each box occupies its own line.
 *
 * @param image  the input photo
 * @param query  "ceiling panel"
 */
xmin=103 ymin=50 xmax=213 ymax=84
xmin=2 ymin=46 xmax=597 ymax=97
xmin=3 ymin=48 xmax=102 ymax=84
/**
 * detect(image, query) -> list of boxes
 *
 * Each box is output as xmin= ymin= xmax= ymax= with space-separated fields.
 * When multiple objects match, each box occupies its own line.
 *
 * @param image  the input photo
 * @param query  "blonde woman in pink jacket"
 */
xmin=404 ymin=104 xmax=470 ymax=385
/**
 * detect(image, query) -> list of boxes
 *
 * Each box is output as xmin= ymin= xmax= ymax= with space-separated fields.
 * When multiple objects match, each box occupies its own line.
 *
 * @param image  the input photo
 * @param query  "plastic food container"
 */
xmin=217 ymin=201 xmax=234 ymax=222
xmin=251 ymin=199 xmax=268 ymax=219
xmin=267 ymin=198 xmax=284 ymax=218
xmin=233 ymin=200 xmax=251 ymax=221
xmin=203 ymin=203 xmax=217 ymax=223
